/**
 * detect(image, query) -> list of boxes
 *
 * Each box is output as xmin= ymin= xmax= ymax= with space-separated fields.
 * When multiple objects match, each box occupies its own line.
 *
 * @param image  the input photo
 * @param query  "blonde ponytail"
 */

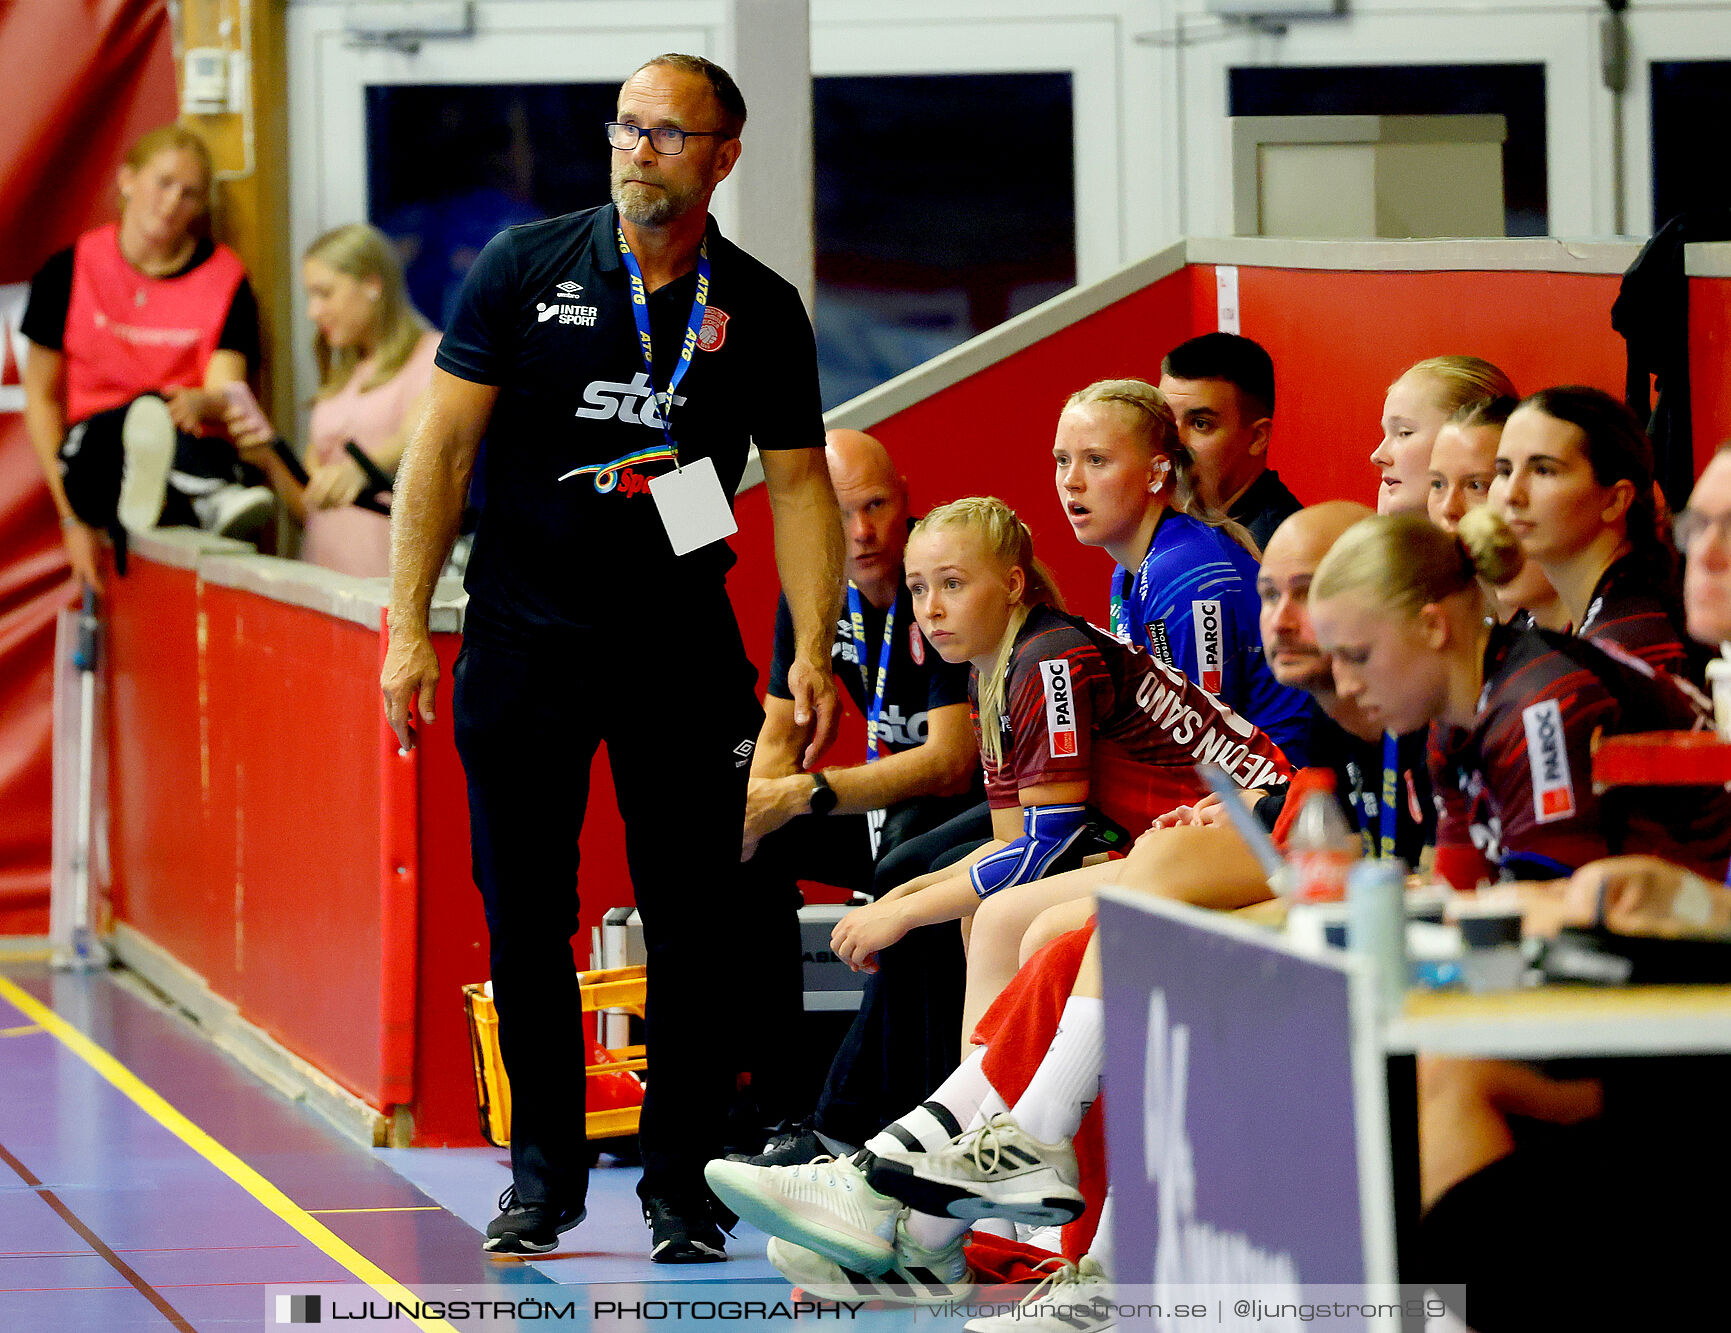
xmin=1313 ymin=510 xmax=1523 ymax=616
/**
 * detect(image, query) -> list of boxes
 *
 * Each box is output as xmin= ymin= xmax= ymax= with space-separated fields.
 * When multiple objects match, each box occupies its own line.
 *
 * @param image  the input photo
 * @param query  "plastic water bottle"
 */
xmin=1283 ymin=770 xmax=1358 ymax=903
xmin=1349 ymin=858 xmax=1409 ymax=1018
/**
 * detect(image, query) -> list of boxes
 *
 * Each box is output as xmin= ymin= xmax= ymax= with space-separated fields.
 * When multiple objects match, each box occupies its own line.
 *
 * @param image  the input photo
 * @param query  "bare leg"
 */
xmin=1073 ymin=930 xmax=1100 ymax=998
xmin=1021 ymin=898 xmax=1096 ymax=966
xmin=962 ymin=824 xmax=1273 ymax=1050
xmin=959 ymin=860 xmax=1119 ymax=1055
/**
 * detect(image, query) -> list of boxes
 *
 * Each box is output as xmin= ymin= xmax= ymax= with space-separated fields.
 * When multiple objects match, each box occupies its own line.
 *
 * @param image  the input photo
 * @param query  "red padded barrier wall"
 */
xmin=1691 ymin=276 xmax=1731 ymax=470
xmin=1232 ymin=266 xmax=1629 ymax=508
xmin=411 ymin=631 xmax=490 ymax=1145
xmin=106 ymin=555 xmax=234 ymax=993
xmin=202 ymin=586 xmax=387 ymax=1105
xmin=106 ymin=558 xmax=492 ymax=1140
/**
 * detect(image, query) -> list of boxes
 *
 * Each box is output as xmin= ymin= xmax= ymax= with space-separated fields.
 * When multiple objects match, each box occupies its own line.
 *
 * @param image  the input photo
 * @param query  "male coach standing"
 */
xmin=382 ymin=54 xmax=842 ymax=1264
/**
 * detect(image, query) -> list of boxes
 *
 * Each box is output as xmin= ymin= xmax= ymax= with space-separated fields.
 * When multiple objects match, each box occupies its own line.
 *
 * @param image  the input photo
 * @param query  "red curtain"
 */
xmin=0 ymin=1 xmax=176 ymax=933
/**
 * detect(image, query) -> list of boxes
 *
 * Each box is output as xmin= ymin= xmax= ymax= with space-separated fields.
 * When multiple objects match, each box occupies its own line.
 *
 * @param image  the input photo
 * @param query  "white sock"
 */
xmin=904 ymin=1208 xmax=970 ymax=1252
xmin=1008 ymin=996 xmax=1103 ymax=1145
xmin=864 ymin=1047 xmax=992 ymax=1157
xmin=1087 ymin=1190 xmax=1114 ymax=1278
xmin=967 ymin=1085 xmax=1009 ymax=1132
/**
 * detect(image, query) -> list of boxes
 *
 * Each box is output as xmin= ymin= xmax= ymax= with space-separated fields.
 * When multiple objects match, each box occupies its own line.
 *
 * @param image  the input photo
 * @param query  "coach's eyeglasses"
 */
xmin=605 ymin=122 xmax=727 ymax=155
xmin=1675 ymin=508 xmax=1731 ymax=550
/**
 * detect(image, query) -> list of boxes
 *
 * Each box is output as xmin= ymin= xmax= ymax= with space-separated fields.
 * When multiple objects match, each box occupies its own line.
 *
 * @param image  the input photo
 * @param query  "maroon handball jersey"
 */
xmin=1430 ymin=625 xmax=1731 ymax=881
xmin=1578 ymin=553 xmax=1688 ymax=678
xmin=969 ymin=605 xmax=1291 ymax=834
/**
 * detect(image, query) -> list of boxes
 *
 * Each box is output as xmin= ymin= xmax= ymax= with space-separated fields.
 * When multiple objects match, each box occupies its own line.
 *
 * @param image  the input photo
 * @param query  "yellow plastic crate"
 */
xmin=462 ymin=968 xmax=647 ymax=1149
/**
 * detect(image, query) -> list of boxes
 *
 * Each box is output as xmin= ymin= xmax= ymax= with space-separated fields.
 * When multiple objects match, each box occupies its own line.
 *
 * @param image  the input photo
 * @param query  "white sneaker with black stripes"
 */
xmin=767 ymin=1220 xmax=973 ymax=1306
xmin=866 ymin=1113 xmax=1085 ymax=1225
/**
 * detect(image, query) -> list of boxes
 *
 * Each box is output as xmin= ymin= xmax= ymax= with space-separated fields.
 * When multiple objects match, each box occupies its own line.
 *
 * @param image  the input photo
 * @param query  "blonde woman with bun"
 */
xmin=1372 ymin=356 xmax=1517 ymax=516
xmin=1310 ymin=508 xmax=1731 ymax=892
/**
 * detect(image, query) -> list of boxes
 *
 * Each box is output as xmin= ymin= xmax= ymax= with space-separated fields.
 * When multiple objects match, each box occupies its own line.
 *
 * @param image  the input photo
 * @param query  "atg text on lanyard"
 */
xmin=616 ymin=226 xmax=737 ymax=556
xmin=847 ymin=582 xmax=897 ymax=764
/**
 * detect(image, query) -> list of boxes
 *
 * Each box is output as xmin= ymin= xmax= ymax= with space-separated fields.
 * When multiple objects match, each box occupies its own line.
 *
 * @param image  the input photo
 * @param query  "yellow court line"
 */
xmin=306 ymin=1206 xmax=444 ymax=1215
xmin=0 ymin=975 xmax=459 ymax=1333
xmin=1 ymin=1023 xmax=45 ymax=1037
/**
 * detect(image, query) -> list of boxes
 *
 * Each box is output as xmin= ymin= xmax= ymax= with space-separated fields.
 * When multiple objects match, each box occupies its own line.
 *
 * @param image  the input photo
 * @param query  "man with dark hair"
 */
xmin=1159 ymin=332 xmax=1301 ymax=551
xmin=383 ymin=53 xmax=843 ymax=1264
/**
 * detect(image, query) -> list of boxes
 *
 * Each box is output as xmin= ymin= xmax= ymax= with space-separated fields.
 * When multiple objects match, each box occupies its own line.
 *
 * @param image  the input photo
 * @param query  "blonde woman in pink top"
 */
xmin=233 ymin=223 xmax=437 ymax=576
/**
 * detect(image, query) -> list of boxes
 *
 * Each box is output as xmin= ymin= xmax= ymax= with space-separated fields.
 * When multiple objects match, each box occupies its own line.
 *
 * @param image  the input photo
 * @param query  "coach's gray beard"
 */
xmin=611 ymin=171 xmax=699 ymax=227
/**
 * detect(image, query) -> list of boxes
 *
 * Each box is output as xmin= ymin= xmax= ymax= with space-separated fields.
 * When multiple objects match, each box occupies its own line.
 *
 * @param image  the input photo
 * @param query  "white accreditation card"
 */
xmin=650 ymin=454 xmax=738 ymax=556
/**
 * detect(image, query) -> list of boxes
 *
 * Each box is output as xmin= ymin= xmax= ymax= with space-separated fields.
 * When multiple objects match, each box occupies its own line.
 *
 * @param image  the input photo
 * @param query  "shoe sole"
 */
xmin=767 ymin=1238 xmax=973 ymax=1307
xmin=866 ymin=1156 xmax=1085 ymax=1225
xmin=117 ymin=399 xmax=175 ymax=533
xmin=481 ymin=1206 xmax=585 ymax=1256
xmin=704 ymin=1160 xmax=895 ymax=1276
xmin=650 ymin=1238 xmax=727 ymax=1264
xmin=211 ymin=488 xmax=276 ymax=539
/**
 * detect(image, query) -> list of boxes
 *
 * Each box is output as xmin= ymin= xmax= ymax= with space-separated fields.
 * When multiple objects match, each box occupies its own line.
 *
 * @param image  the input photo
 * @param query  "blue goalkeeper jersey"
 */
xmin=1110 ymin=512 xmax=1311 ymax=764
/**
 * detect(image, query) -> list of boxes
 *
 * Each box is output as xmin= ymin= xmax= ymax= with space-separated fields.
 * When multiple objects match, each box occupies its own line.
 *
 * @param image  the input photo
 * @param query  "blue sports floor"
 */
xmin=0 ymin=960 xmax=987 ymax=1331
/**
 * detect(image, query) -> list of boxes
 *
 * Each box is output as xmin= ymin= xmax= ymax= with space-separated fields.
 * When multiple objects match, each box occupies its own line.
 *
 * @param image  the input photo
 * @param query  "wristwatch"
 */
xmin=808 ymin=772 xmax=838 ymax=816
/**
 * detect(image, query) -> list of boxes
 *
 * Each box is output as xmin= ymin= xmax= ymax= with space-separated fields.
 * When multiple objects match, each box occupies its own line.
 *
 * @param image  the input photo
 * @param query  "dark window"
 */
xmin=364 ymin=75 xmax=1079 ymax=405
xmin=1228 ymin=64 xmax=1547 ymax=237
xmin=1651 ymin=61 xmax=1731 ymax=226
xmin=366 ymin=84 xmax=614 ymax=327
xmin=813 ymin=73 xmax=1076 ymax=409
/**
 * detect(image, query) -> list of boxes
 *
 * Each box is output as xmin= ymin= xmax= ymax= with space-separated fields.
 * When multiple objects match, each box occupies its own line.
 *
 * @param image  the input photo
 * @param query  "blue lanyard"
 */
xmin=1379 ymin=731 xmax=1398 ymax=860
xmin=1346 ymin=732 xmax=1400 ymax=860
xmin=1110 ymin=568 xmax=1130 ymax=639
xmin=847 ymin=582 xmax=896 ymax=763
xmin=615 ymin=225 xmax=710 ymax=461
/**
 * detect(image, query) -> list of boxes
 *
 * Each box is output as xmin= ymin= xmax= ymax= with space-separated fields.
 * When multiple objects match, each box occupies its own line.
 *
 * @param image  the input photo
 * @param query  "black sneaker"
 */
xmin=643 ymin=1193 xmax=729 ymax=1264
xmin=728 ymin=1122 xmax=830 ymax=1168
xmin=483 ymin=1187 xmax=586 ymax=1255
xmin=729 ymin=1117 xmax=859 ymax=1168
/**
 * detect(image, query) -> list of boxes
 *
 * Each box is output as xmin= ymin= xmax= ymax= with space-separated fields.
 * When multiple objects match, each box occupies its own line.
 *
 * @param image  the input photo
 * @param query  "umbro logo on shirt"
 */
xmin=538 ymin=281 xmax=597 ymax=326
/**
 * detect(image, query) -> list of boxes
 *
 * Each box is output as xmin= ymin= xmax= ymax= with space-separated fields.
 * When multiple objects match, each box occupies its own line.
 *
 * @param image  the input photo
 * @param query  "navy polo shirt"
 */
xmin=436 ymin=203 xmax=825 ymax=630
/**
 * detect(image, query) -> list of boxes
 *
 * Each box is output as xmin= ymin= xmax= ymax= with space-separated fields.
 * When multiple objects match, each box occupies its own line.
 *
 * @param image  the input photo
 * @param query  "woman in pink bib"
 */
xmin=231 ymin=223 xmax=437 ymax=578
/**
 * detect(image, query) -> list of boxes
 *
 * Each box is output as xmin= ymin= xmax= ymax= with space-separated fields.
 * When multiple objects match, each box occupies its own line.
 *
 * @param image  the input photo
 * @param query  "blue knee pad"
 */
xmin=969 ymin=803 xmax=1090 ymax=900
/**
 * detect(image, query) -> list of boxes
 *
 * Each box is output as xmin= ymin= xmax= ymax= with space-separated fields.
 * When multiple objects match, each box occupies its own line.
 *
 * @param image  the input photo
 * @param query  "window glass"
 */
xmin=365 ymin=73 xmax=1081 ymax=410
xmin=366 ymin=84 xmax=613 ymax=327
xmin=814 ymin=73 xmax=1076 ymax=409
xmin=1651 ymin=61 xmax=1731 ymax=225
